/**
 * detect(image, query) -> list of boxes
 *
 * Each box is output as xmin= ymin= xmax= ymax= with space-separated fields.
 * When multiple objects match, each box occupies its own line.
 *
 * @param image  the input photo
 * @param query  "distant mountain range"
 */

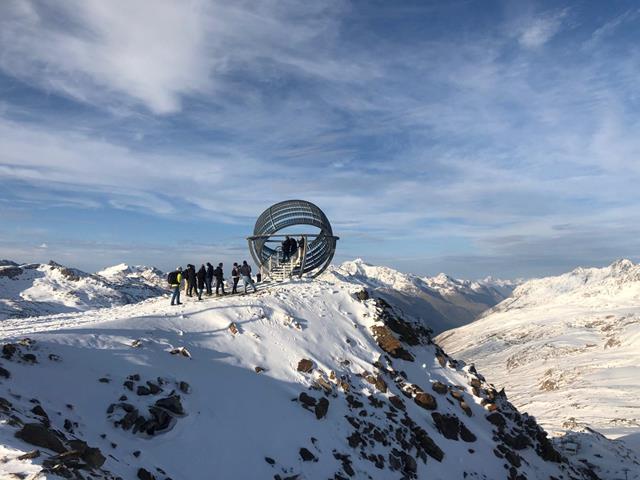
xmin=437 ymin=259 xmax=640 ymax=449
xmin=0 ymin=260 xmax=166 ymax=320
xmin=329 ymin=259 xmax=518 ymax=334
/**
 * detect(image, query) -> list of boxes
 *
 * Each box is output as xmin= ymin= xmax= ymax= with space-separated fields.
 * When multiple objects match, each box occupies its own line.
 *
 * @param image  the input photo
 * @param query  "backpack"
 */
xmin=167 ymin=271 xmax=179 ymax=285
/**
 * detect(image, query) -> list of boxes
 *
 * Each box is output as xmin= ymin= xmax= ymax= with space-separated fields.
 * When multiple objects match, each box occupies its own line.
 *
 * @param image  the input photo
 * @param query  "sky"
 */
xmin=1 ymin=0 xmax=639 ymax=279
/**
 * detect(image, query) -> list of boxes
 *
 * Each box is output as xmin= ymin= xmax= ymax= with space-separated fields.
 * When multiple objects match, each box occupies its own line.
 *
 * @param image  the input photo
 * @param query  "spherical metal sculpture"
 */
xmin=247 ymin=200 xmax=339 ymax=280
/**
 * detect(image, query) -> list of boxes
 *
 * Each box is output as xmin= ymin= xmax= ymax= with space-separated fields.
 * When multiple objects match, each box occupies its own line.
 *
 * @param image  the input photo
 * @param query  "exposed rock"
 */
xmin=17 ymin=449 xmax=40 ymax=460
xmin=48 ymin=353 xmax=61 ymax=362
xmin=138 ymin=468 xmax=156 ymax=480
xmin=388 ymin=395 xmax=405 ymax=411
xmin=155 ymin=395 xmax=185 ymax=416
xmin=179 ymin=381 xmax=191 ymax=393
xmin=355 ymin=289 xmax=369 ymax=301
xmin=364 ymin=373 xmax=387 ymax=393
xmin=431 ymin=381 xmax=448 ymax=395
xmin=0 ymin=366 xmax=10 ymax=379
xmin=15 ymin=423 xmax=66 ymax=453
xmin=0 ymin=396 xmax=12 ymax=412
xmin=99 ymin=377 xmax=111 ymax=383
xmin=124 ymin=380 xmax=134 ymax=391
xmin=2 ymin=343 xmax=17 ymax=359
xmin=255 ymin=366 xmax=265 ymax=373
xmin=131 ymin=339 xmax=143 ymax=348
xmin=299 ymin=447 xmax=317 ymax=462
xmin=21 ymin=353 xmax=37 ymax=363
xmin=30 ymin=405 xmax=49 ymax=425
xmin=315 ymin=398 xmax=329 ymax=419
xmin=169 ymin=347 xmax=191 ymax=358
xmin=146 ymin=381 xmax=162 ymax=394
xmin=82 ymin=447 xmax=106 ymax=468
xmin=414 ymin=392 xmax=437 ymax=410
xmin=265 ymin=456 xmax=275 ymax=465
xmin=137 ymin=385 xmax=151 ymax=396
xmin=370 ymin=325 xmax=414 ymax=361
xmin=459 ymin=423 xmax=477 ymax=442
xmin=460 ymin=401 xmax=473 ymax=417
xmin=431 ymin=412 xmax=461 ymax=441
xmin=298 ymin=392 xmax=317 ymax=407
xmin=297 ymin=359 xmax=314 ymax=373
xmin=229 ymin=322 xmax=239 ymax=335
xmin=487 ymin=412 xmax=506 ymax=429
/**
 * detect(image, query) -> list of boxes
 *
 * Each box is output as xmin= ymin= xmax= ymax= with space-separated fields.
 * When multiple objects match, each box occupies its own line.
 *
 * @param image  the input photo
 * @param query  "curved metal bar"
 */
xmin=247 ymin=200 xmax=338 ymax=279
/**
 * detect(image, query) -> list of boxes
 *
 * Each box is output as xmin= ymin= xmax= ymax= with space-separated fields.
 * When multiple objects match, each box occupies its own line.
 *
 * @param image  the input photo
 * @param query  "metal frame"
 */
xmin=247 ymin=200 xmax=339 ymax=279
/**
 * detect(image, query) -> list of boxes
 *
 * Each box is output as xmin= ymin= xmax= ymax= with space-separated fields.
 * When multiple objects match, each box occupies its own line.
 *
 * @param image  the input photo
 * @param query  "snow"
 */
xmin=437 ymin=260 xmax=640 ymax=457
xmin=0 ymin=261 xmax=166 ymax=321
xmin=330 ymin=259 xmax=515 ymax=334
xmin=0 ymin=267 xmax=596 ymax=479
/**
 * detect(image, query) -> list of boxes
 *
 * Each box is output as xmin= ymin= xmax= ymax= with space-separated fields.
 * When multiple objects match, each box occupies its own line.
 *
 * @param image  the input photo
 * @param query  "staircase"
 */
xmin=263 ymin=249 xmax=302 ymax=281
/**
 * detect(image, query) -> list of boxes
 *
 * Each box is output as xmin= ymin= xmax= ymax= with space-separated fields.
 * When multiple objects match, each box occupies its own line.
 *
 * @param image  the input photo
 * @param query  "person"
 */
xmin=187 ymin=264 xmax=197 ymax=297
xmin=205 ymin=262 xmax=214 ymax=295
xmin=196 ymin=264 xmax=206 ymax=300
xmin=231 ymin=262 xmax=240 ymax=294
xmin=282 ymin=236 xmax=291 ymax=261
xmin=214 ymin=262 xmax=226 ymax=295
xmin=240 ymin=260 xmax=257 ymax=294
xmin=298 ymin=236 xmax=305 ymax=256
xmin=169 ymin=266 xmax=183 ymax=306
xmin=289 ymin=237 xmax=298 ymax=259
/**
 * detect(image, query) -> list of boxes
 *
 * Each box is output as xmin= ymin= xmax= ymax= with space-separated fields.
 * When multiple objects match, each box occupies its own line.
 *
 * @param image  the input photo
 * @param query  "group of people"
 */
xmin=167 ymin=260 xmax=257 ymax=306
xmin=282 ymin=236 xmax=305 ymax=261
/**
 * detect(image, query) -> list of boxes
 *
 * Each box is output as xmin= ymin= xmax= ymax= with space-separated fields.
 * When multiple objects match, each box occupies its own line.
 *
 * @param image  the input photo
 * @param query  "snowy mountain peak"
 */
xmin=328 ymin=260 xmax=515 ymax=334
xmin=0 ymin=261 xmax=166 ymax=320
xmin=0 ymin=274 xmax=600 ymax=479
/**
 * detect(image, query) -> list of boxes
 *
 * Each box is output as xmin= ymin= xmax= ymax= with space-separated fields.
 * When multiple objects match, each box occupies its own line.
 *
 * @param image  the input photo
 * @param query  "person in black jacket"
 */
xmin=205 ymin=262 xmax=214 ymax=295
xmin=187 ymin=264 xmax=197 ymax=297
xmin=214 ymin=262 xmax=226 ymax=295
xmin=231 ymin=262 xmax=240 ymax=294
xmin=196 ymin=264 xmax=206 ymax=300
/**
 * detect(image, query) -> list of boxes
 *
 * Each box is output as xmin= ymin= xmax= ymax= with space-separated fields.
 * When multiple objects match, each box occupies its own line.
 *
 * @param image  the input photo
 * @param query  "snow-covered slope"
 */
xmin=331 ymin=259 xmax=515 ymax=334
xmin=0 ymin=261 xmax=166 ymax=320
xmin=437 ymin=259 xmax=640 ymax=447
xmin=0 ymin=275 xmax=600 ymax=479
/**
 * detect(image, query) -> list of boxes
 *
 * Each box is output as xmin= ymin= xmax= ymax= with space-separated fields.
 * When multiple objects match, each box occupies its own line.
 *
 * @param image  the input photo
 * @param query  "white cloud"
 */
xmin=0 ymin=0 xmax=348 ymax=114
xmin=517 ymin=9 xmax=568 ymax=49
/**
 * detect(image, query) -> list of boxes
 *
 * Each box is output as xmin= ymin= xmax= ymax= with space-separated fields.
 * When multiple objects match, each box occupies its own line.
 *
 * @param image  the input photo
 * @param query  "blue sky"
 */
xmin=1 ymin=0 xmax=639 ymax=279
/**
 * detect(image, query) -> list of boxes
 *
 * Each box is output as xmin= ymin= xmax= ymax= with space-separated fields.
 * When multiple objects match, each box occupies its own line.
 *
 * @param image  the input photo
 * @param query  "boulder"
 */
xmin=298 ymin=392 xmax=317 ymax=407
xmin=315 ymin=398 xmax=329 ymax=419
xmin=137 ymin=385 xmax=151 ymax=396
xmin=431 ymin=381 xmax=448 ymax=395
xmin=486 ymin=412 xmax=506 ymax=429
xmin=414 ymin=392 xmax=437 ymax=410
xmin=0 ymin=366 xmax=10 ymax=379
xmin=2 ymin=343 xmax=17 ymax=359
xmin=17 ymin=450 xmax=40 ymax=460
xmin=431 ymin=413 xmax=460 ymax=441
xmin=371 ymin=325 xmax=414 ymax=362
xmin=82 ymin=447 xmax=106 ymax=468
xmin=155 ymin=395 xmax=185 ymax=416
xmin=299 ymin=447 xmax=317 ymax=462
xmin=297 ymin=359 xmax=314 ymax=373
xmin=459 ymin=423 xmax=477 ymax=442
xmin=254 ymin=366 xmax=265 ymax=374
xmin=388 ymin=395 xmax=405 ymax=411
xmin=355 ymin=289 xmax=369 ymax=301
xmin=137 ymin=468 xmax=156 ymax=480
xmin=15 ymin=423 xmax=66 ymax=453
xmin=146 ymin=382 xmax=162 ymax=394
xmin=179 ymin=381 xmax=191 ymax=393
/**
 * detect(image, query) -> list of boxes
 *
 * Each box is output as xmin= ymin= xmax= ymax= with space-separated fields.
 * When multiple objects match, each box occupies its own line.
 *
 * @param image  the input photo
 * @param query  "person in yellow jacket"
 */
xmin=169 ymin=266 xmax=183 ymax=306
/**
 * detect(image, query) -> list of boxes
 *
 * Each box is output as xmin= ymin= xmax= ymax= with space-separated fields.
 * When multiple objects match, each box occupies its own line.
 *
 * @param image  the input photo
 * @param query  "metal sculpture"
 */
xmin=247 ymin=200 xmax=339 ymax=280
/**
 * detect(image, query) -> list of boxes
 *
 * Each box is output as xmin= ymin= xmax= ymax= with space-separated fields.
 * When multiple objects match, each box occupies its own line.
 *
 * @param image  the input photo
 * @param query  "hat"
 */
xmin=177 ymin=266 xmax=182 ymax=271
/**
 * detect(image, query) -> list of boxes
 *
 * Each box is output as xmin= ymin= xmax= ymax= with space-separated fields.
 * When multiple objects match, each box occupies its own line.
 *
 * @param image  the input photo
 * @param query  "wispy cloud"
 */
xmin=0 ymin=1 xmax=639 ymax=277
